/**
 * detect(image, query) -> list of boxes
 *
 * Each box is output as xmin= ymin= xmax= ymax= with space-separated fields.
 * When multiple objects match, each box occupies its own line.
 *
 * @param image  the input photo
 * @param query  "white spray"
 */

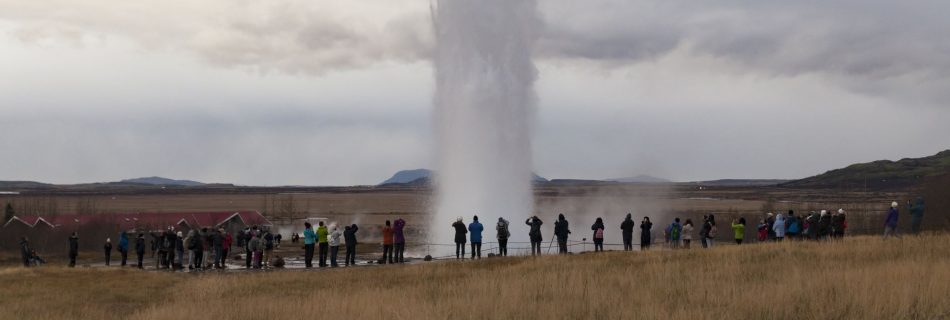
xmin=430 ymin=0 xmax=540 ymax=254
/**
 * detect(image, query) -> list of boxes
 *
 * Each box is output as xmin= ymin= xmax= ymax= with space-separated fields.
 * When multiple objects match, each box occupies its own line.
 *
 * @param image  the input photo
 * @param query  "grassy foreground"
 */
xmin=1 ymin=234 xmax=948 ymax=320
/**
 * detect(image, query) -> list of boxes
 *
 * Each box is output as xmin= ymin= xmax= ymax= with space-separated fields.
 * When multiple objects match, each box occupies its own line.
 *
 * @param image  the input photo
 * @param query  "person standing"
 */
xmin=393 ymin=218 xmax=406 ymax=263
xmin=706 ymin=215 xmax=718 ymax=248
xmin=104 ymin=238 xmax=113 ymax=266
xmin=344 ymin=224 xmax=359 ymax=266
xmin=222 ymin=231 xmax=233 ymax=266
xmin=303 ymin=222 xmax=316 ymax=268
xmin=669 ymin=218 xmax=682 ymax=249
xmin=765 ymin=213 xmax=776 ymax=241
xmin=212 ymin=228 xmax=224 ymax=269
xmin=244 ymin=227 xmax=255 ymax=269
xmin=248 ymin=233 xmax=262 ymax=269
xmin=699 ymin=215 xmax=710 ymax=248
xmin=174 ymin=231 xmax=185 ymax=270
xmin=773 ymin=214 xmax=786 ymax=242
xmin=884 ymin=201 xmax=901 ymax=239
xmin=453 ymin=218 xmax=468 ymax=259
xmin=620 ymin=214 xmax=635 ymax=251
xmin=591 ymin=218 xmax=605 ymax=252
xmin=329 ymin=225 xmax=343 ymax=267
xmin=380 ymin=220 xmax=393 ymax=264
xmin=732 ymin=218 xmax=746 ymax=245
xmin=20 ymin=237 xmax=31 ymax=267
xmin=682 ymin=219 xmax=694 ymax=249
xmin=469 ymin=216 xmax=484 ymax=259
xmin=188 ymin=229 xmax=203 ymax=270
xmin=554 ymin=214 xmax=571 ymax=254
xmin=317 ymin=222 xmax=330 ymax=267
xmin=526 ymin=216 xmax=543 ymax=256
xmin=496 ymin=217 xmax=510 ymax=257
xmin=274 ymin=233 xmax=282 ymax=248
xmin=909 ymin=198 xmax=924 ymax=235
xmin=135 ymin=233 xmax=146 ymax=269
xmin=640 ymin=217 xmax=653 ymax=250
xmin=263 ymin=230 xmax=274 ymax=268
xmin=832 ymin=210 xmax=847 ymax=239
xmin=785 ymin=211 xmax=800 ymax=240
xmin=68 ymin=232 xmax=79 ymax=268
xmin=118 ymin=231 xmax=129 ymax=267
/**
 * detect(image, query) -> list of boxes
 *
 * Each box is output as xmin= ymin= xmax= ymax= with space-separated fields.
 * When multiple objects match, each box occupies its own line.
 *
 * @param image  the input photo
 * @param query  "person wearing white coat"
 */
xmin=329 ymin=226 xmax=343 ymax=267
xmin=682 ymin=219 xmax=695 ymax=249
xmin=773 ymin=213 xmax=787 ymax=241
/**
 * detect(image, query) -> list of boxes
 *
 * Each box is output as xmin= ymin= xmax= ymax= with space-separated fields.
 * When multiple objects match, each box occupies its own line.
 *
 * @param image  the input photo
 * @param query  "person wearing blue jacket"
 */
xmin=884 ymin=201 xmax=901 ymax=239
xmin=468 ymin=216 xmax=484 ymax=259
xmin=303 ymin=222 xmax=316 ymax=268
xmin=118 ymin=231 xmax=129 ymax=267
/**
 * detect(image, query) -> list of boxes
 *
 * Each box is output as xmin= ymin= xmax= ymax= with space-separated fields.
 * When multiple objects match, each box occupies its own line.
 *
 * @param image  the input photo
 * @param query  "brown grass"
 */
xmin=1 ymin=234 xmax=948 ymax=320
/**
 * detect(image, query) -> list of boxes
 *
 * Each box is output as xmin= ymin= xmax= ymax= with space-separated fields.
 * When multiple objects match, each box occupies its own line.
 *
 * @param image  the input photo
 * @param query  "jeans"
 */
xmin=622 ymin=233 xmax=633 ymax=251
xmin=394 ymin=242 xmax=405 ymax=263
xmin=530 ymin=241 xmax=541 ymax=256
xmin=345 ymin=244 xmax=356 ymax=266
xmin=69 ymin=253 xmax=77 ymax=267
xmin=706 ymin=238 xmax=714 ymax=248
xmin=735 ymin=239 xmax=743 ymax=245
xmin=455 ymin=242 xmax=465 ymax=259
xmin=557 ymin=238 xmax=568 ymax=254
xmin=105 ymin=251 xmax=112 ymax=265
xmin=498 ymin=239 xmax=508 ymax=256
xmin=471 ymin=242 xmax=482 ymax=259
xmin=382 ymin=244 xmax=393 ymax=264
xmin=319 ymin=243 xmax=329 ymax=267
xmin=594 ymin=239 xmax=604 ymax=252
xmin=263 ymin=249 xmax=272 ymax=267
xmin=883 ymin=226 xmax=900 ymax=239
xmin=330 ymin=246 xmax=339 ymax=267
xmin=245 ymin=248 xmax=252 ymax=268
xmin=137 ymin=252 xmax=144 ymax=268
xmin=304 ymin=244 xmax=315 ymax=268
xmin=214 ymin=247 xmax=223 ymax=267
xmin=120 ymin=249 xmax=128 ymax=266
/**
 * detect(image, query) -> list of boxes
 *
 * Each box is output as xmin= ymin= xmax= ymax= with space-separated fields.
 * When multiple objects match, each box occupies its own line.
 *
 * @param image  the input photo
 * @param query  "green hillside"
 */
xmin=782 ymin=150 xmax=950 ymax=189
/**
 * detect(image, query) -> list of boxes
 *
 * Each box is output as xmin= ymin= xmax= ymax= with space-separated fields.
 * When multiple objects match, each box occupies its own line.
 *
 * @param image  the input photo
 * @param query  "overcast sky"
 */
xmin=1 ymin=0 xmax=948 ymax=186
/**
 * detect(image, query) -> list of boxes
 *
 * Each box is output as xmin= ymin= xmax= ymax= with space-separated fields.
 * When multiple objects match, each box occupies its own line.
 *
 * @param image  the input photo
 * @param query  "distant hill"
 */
xmin=380 ymin=169 xmax=433 ymax=185
xmin=608 ymin=175 xmax=671 ymax=184
xmin=686 ymin=179 xmax=790 ymax=187
xmin=119 ymin=177 xmax=205 ymax=186
xmin=782 ymin=150 xmax=950 ymax=189
xmin=0 ymin=181 xmax=53 ymax=189
xmin=379 ymin=169 xmax=549 ymax=186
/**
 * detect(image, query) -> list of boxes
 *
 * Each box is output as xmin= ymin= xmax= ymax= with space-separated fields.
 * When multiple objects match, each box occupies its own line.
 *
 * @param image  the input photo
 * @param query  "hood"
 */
xmin=558 ymin=214 xmax=565 ymax=221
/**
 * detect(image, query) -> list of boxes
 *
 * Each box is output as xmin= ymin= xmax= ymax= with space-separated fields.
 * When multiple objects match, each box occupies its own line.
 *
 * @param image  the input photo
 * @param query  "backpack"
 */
xmin=788 ymin=220 xmax=800 ymax=234
xmin=670 ymin=224 xmax=680 ymax=239
xmin=708 ymin=225 xmax=718 ymax=238
xmin=595 ymin=228 xmax=604 ymax=239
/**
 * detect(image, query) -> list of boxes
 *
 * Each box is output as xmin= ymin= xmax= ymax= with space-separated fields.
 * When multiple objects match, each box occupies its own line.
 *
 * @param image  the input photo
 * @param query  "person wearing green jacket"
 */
xmin=303 ymin=222 xmax=316 ymax=268
xmin=317 ymin=222 xmax=329 ymax=268
xmin=732 ymin=218 xmax=746 ymax=245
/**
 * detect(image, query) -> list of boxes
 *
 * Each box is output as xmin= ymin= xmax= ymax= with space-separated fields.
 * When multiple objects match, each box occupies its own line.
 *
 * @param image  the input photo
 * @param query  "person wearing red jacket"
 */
xmin=222 ymin=231 xmax=233 ymax=266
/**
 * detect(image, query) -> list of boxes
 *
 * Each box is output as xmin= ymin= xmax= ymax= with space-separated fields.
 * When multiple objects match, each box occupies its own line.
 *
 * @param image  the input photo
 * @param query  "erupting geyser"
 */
xmin=431 ymin=0 xmax=539 ymax=251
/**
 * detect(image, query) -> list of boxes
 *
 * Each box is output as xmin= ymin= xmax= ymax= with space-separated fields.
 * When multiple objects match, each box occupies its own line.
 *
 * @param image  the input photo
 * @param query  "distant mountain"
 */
xmin=608 ymin=175 xmax=671 ymax=184
xmin=687 ymin=179 xmax=790 ymax=187
xmin=379 ymin=169 xmax=548 ymax=186
xmin=380 ymin=169 xmax=433 ymax=185
xmin=119 ymin=177 xmax=205 ymax=186
xmin=782 ymin=150 xmax=950 ymax=189
xmin=0 ymin=181 xmax=52 ymax=189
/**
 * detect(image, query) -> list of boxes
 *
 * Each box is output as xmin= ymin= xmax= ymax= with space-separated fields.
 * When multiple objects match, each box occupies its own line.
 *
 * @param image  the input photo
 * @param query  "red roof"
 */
xmin=5 ymin=211 xmax=272 ymax=230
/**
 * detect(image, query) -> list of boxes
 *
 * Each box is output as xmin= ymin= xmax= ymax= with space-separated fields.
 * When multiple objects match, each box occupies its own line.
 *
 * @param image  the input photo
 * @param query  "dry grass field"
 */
xmin=1 ymin=234 xmax=947 ymax=320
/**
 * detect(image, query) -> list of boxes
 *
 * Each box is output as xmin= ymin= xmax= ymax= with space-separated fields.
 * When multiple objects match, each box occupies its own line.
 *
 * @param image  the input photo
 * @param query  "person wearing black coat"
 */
xmin=343 ymin=224 xmax=359 ymax=266
xmin=135 ymin=233 xmax=146 ymax=269
xmin=452 ymin=218 xmax=468 ymax=259
xmin=554 ymin=214 xmax=571 ymax=254
xmin=699 ymin=215 xmax=712 ymax=248
xmin=174 ymin=232 xmax=185 ymax=270
xmin=20 ymin=237 xmax=31 ymax=267
xmin=591 ymin=218 xmax=605 ymax=252
xmin=211 ymin=229 xmax=224 ymax=269
xmin=620 ymin=214 xmax=635 ymax=251
xmin=526 ymin=216 xmax=543 ymax=256
xmin=104 ymin=239 xmax=113 ymax=266
xmin=640 ymin=217 xmax=653 ymax=250
xmin=68 ymin=232 xmax=79 ymax=267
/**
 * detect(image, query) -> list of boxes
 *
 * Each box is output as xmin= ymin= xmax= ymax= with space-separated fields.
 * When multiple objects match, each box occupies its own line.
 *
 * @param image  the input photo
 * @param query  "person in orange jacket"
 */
xmin=381 ymin=220 xmax=394 ymax=264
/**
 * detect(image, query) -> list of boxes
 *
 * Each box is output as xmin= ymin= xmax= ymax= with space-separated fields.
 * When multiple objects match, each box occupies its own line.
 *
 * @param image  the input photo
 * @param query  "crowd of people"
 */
xmin=13 ymin=198 xmax=926 ymax=268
